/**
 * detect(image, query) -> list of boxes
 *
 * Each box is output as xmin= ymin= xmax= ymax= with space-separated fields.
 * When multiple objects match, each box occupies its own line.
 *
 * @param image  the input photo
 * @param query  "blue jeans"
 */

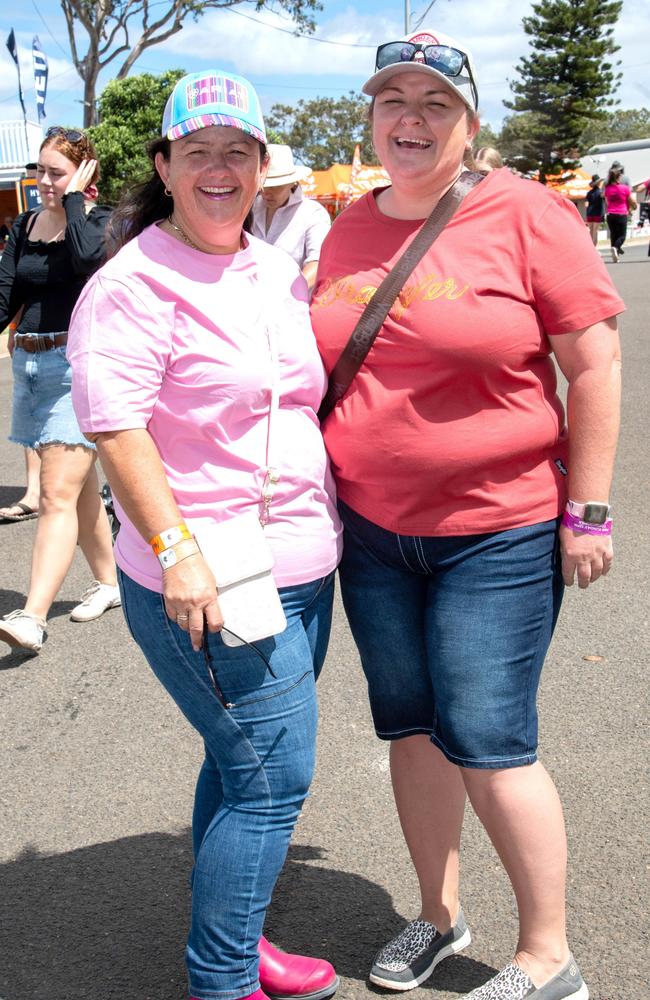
xmin=118 ymin=569 xmax=335 ymax=1000
xmin=338 ymin=502 xmax=564 ymax=769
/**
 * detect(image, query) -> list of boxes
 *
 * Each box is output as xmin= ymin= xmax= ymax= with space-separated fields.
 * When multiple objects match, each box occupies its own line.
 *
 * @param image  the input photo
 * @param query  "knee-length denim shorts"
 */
xmin=10 ymin=338 xmax=94 ymax=450
xmin=338 ymin=501 xmax=564 ymax=770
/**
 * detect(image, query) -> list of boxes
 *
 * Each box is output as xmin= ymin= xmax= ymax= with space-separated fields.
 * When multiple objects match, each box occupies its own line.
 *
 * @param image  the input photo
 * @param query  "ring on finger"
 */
xmin=177 ymin=613 xmax=189 ymax=622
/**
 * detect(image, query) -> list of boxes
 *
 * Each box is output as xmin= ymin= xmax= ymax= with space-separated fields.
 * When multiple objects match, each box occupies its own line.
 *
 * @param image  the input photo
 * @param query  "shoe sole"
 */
xmin=369 ymin=927 xmax=471 ymax=991
xmin=564 ymin=987 xmax=589 ymax=1000
xmin=0 ymin=627 xmax=41 ymax=653
xmin=70 ymin=600 xmax=121 ymax=623
xmin=267 ymin=976 xmax=340 ymax=1000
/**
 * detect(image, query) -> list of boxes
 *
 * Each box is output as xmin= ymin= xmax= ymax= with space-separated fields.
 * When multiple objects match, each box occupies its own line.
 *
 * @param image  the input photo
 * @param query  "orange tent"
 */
xmin=541 ymin=167 xmax=593 ymax=201
xmin=300 ymin=153 xmax=390 ymax=214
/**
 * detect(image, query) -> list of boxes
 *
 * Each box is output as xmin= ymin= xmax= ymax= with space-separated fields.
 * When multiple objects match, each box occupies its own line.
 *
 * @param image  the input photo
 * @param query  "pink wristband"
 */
xmin=562 ymin=511 xmax=613 ymax=536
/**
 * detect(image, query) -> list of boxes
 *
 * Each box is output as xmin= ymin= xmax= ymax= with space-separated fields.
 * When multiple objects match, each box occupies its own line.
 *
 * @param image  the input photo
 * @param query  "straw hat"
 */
xmin=263 ymin=144 xmax=311 ymax=187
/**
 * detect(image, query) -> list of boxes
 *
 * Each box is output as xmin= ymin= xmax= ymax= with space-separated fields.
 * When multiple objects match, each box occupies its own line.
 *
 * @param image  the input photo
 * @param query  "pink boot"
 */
xmin=258 ymin=936 xmax=339 ymax=1000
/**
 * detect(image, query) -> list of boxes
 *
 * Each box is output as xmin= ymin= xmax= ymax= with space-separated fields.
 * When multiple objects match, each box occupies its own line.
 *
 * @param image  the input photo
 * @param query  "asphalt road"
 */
xmin=1 ymin=247 xmax=648 ymax=1000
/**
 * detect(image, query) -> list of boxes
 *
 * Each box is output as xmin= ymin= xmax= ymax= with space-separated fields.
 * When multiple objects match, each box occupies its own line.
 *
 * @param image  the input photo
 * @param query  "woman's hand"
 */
xmin=162 ymin=552 xmax=224 ymax=650
xmin=559 ymin=524 xmax=613 ymax=589
xmin=64 ymin=159 xmax=98 ymax=196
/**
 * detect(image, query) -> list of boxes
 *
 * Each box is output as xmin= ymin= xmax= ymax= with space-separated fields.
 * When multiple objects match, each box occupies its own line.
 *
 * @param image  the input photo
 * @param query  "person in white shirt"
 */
xmin=251 ymin=144 xmax=330 ymax=290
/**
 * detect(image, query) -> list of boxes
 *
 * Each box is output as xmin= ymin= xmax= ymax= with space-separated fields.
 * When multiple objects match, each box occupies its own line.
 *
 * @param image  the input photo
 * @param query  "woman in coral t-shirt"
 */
xmin=311 ymin=26 xmax=622 ymax=1000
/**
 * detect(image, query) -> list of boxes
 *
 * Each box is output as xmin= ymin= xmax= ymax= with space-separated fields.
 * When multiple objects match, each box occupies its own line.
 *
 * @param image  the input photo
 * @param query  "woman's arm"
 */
xmin=549 ymin=316 xmax=621 ymax=589
xmin=63 ymin=161 xmax=111 ymax=275
xmin=626 ymin=190 xmax=637 ymax=212
xmin=94 ymin=427 xmax=223 ymax=648
xmin=0 ymin=215 xmax=28 ymax=331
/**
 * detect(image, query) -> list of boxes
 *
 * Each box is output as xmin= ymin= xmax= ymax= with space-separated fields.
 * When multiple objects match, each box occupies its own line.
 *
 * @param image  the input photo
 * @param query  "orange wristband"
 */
xmin=149 ymin=523 xmax=192 ymax=556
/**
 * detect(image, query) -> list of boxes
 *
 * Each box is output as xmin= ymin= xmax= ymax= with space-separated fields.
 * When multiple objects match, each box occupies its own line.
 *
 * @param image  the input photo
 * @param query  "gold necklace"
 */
xmin=167 ymin=214 xmax=201 ymax=251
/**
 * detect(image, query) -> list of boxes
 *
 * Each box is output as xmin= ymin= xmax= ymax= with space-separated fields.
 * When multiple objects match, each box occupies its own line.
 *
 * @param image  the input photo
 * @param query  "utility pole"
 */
xmin=405 ymin=0 xmax=410 ymax=32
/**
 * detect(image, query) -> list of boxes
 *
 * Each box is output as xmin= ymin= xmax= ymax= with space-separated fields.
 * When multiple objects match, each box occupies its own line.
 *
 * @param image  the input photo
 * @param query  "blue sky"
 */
xmin=1 ymin=0 xmax=647 ymax=138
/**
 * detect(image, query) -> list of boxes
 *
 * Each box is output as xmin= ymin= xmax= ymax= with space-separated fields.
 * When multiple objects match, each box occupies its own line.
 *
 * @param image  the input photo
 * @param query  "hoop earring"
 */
xmin=164 ymin=187 xmax=172 ymax=197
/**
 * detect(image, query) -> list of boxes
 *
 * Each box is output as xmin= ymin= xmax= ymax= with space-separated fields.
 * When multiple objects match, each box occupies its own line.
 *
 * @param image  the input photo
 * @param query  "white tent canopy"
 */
xmin=580 ymin=138 xmax=650 ymax=187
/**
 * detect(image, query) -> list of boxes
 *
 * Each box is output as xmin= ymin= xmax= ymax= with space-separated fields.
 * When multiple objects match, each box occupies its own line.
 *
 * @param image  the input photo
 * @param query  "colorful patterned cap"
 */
xmin=162 ymin=71 xmax=266 ymax=144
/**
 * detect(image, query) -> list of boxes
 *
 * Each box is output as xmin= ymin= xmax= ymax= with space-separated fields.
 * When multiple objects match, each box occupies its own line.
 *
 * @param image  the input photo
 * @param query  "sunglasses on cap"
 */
xmin=45 ymin=126 xmax=84 ymax=143
xmin=375 ymin=41 xmax=478 ymax=108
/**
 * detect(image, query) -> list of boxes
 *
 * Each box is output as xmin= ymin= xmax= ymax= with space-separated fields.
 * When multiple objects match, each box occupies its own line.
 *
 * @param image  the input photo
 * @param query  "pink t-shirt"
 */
xmin=604 ymin=183 xmax=631 ymax=214
xmin=311 ymin=170 xmax=624 ymax=536
xmin=68 ymin=224 xmax=342 ymax=591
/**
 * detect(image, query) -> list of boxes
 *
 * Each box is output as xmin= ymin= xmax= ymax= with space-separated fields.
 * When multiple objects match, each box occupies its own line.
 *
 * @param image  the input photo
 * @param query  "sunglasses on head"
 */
xmin=45 ymin=126 xmax=84 ymax=143
xmin=375 ymin=41 xmax=478 ymax=108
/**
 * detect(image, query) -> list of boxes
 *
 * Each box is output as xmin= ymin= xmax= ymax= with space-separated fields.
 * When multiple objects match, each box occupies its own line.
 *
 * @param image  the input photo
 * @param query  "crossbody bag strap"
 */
xmin=318 ymin=170 xmax=484 ymax=423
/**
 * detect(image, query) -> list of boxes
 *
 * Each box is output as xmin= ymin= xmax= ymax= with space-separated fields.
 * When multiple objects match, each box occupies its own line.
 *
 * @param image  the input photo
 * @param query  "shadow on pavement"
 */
xmin=1 ymin=835 xmax=495 ymax=1000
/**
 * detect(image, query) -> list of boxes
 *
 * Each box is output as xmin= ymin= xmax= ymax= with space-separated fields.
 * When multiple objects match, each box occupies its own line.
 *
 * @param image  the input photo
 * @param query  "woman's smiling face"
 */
xmin=156 ymin=126 xmax=267 ymax=253
xmin=371 ymin=71 xmax=478 ymax=191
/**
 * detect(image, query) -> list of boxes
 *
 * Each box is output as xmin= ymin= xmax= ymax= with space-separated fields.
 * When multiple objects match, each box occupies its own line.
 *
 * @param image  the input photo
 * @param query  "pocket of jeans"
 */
xmin=209 ymin=621 xmax=314 ymax=710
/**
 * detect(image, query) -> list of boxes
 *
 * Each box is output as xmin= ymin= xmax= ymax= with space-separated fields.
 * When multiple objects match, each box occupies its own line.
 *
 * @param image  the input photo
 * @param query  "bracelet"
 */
xmin=158 ymin=538 xmax=200 ymax=570
xmin=150 ymin=523 xmax=192 ymax=556
xmin=562 ymin=511 xmax=613 ymax=536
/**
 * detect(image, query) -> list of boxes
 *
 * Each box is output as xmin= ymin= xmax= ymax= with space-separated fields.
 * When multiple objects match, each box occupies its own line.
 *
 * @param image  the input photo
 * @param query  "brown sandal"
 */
xmin=0 ymin=502 xmax=39 ymax=522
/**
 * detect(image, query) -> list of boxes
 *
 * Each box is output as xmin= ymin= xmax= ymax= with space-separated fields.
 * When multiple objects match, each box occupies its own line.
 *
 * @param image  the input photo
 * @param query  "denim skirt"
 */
xmin=10 ymin=337 xmax=94 ymax=450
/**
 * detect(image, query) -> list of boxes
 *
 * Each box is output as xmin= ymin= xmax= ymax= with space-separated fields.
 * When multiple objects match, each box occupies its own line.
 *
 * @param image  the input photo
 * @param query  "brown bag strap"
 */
xmin=318 ymin=170 xmax=484 ymax=423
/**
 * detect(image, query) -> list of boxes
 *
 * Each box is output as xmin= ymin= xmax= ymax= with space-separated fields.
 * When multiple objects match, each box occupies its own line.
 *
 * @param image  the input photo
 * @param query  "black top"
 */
xmin=0 ymin=192 xmax=111 ymax=333
xmin=586 ymin=186 xmax=604 ymax=217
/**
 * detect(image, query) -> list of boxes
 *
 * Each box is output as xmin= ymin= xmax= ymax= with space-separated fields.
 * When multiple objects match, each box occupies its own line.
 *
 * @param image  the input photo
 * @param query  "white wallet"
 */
xmin=189 ymin=513 xmax=287 ymax=647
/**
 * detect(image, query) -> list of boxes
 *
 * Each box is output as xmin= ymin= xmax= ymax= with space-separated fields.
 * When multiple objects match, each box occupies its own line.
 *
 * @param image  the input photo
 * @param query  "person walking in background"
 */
xmin=604 ymin=166 xmax=636 ymax=262
xmin=250 ymin=144 xmax=331 ymax=292
xmin=312 ymin=26 xmax=622 ymax=1000
xmin=585 ymin=174 xmax=605 ymax=247
xmin=0 ymin=127 xmax=119 ymax=655
xmin=68 ymin=71 xmax=341 ymax=1000
xmin=474 ymin=146 xmax=503 ymax=173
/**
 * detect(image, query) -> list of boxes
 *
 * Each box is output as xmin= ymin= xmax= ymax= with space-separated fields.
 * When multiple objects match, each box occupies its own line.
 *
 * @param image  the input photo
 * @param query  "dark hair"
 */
xmin=40 ymin=128 xmax=100 ymax=186
xmin=105 ymin=137 xmax=171 ymax=256
xmin=106 ymin=135 xmax=268 ymax=256
xmin=606 ymin=166 xmax=623 ymax=186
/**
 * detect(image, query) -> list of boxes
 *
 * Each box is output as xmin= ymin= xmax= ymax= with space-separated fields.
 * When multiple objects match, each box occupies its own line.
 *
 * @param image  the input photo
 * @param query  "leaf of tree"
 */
xmin=60 ymin=0 xmax=322 ymax=126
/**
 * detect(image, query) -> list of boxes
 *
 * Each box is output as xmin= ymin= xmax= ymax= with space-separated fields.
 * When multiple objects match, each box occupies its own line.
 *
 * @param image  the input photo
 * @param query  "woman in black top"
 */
xmin=585 ymin=175 xmax=604 ymax=247
xmin=0 ymin=127 xmax=119 ymax=655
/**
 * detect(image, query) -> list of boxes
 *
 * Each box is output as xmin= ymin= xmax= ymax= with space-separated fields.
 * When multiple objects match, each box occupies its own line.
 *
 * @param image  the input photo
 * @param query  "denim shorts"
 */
xmin=10 ymin=338 xmax=94 ymax=450
xmin=338 ymin=501 xmax=564 ymax=769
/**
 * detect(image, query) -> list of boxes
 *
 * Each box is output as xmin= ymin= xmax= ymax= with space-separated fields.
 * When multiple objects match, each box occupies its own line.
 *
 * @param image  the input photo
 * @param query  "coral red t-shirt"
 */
xmin=311 ymin=169 xmax=624 ymax=536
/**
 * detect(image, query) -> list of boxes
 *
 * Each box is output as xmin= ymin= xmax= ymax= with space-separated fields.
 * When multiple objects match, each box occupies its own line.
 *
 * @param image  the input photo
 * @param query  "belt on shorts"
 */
xmin=14 ymin=333 xmax=68 ymax=353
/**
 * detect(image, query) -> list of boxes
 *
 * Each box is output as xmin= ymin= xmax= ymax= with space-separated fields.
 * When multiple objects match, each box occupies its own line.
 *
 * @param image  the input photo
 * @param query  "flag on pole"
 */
xmin=344 ymin=144 xmax=363 ymax=207
xmin=32 ymin=36 xmax=48 ymax=122
xmin=6 ymin=28 xmax=27 ymax=119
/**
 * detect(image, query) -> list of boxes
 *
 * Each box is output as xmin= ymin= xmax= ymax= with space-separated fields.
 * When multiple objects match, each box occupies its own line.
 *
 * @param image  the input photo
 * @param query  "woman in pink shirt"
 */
xmin=604 ymin=166 xmax=637 ymax=262
xmin=67 ymin=71 xmax=341 ymax=1000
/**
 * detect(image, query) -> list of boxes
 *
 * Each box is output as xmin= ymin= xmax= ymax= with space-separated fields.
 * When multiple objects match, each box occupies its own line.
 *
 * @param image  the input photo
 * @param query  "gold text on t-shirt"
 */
xmin=313 ymin=271 xmax=470 ymax=319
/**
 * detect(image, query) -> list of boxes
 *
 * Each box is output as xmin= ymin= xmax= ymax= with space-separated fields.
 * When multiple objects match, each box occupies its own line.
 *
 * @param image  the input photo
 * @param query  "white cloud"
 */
xmin=0 ymin=39 xmax=76 ymax=123
xmin=161 ymin=7 xmax=399 ymax=78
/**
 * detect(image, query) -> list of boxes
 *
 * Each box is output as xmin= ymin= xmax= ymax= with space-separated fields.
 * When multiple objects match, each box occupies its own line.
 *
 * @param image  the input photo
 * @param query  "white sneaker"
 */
xmin=611 ymin=247 xmax=619 ymax=262
xmin=70 ymin=581 xmax=121 ymax=622
xmin=0 ymin=610 xmax=46 ymax=652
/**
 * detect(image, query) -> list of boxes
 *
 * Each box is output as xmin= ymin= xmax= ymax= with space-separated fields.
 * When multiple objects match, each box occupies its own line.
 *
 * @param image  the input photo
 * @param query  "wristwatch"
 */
xmin=566 ymin=500 xmax=612 ymax=524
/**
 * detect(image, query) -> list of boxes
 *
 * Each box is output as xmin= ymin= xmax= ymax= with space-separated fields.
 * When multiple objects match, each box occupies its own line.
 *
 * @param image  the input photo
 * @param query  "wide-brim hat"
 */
xmin=162 ymin=71 xmax=266 ymax=144
xmin=263 ymin=144 xmax=312 ymax=187
xmin=362 ymin=29 xmax=478 ymax=111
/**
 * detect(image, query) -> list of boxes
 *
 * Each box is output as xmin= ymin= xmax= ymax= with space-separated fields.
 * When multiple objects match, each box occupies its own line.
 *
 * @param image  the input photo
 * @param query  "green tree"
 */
xmin=474 ymin=122 xmax=501 ymax=152
xmin=61 ymin=0 xmax=321 ymax=127
xmin=580 ymin=107 xmax=650 ymax=148
xmin=505 ymin=0 xmax=623 ymax=182
xmin=267 ymin=93 xmax=376 ymax=169
xmin=498 ymin=112 xmax=549 ymax=173
xmin=89 ymin=69 xmax=185 ymax=204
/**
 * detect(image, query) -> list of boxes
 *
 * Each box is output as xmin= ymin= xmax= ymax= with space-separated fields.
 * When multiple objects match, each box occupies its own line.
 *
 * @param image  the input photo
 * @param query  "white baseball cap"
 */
xmin=362 ymin=29 xmax=479 ymax=111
